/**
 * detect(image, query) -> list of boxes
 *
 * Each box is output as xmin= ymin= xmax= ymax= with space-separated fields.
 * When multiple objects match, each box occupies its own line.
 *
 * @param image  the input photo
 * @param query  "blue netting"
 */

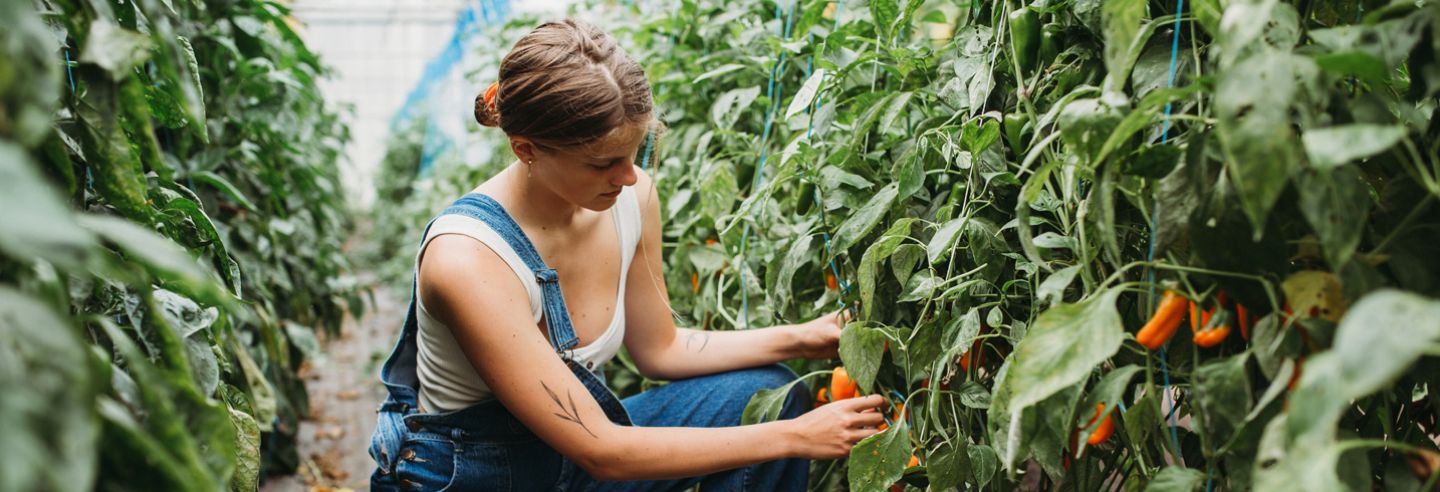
xmin=392 ymin=0 xmax=513 ymax=177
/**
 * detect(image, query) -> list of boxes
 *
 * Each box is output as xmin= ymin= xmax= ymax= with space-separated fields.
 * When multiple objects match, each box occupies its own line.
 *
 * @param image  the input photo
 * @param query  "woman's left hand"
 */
xmin=790 ymin=309 xmax=850 ymax=359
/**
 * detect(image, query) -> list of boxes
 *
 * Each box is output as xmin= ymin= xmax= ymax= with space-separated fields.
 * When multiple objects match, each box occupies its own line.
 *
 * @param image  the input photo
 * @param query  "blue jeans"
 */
xmin=371 ymin=364 xmax=811 ymax=492
xmin=369 ymin=193 xmax=810 ymax=491
xmin=569 ymin=364 xmax=812 ymax=491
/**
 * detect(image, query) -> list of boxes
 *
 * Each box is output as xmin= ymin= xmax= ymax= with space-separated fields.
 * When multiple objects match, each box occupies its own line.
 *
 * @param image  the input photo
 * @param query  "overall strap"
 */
xmin=439 ymin=193 xmax=581 ymax=355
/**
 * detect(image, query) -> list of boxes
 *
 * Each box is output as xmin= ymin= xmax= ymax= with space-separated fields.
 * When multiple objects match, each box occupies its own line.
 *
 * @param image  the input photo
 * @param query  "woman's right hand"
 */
xmin=787 ymin=394 xmax=889 ymax=459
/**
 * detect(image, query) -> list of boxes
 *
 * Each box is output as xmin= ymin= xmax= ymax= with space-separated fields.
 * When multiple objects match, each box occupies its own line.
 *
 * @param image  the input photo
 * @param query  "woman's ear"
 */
xmin=510 ymin=136 xmax=538 ymax=163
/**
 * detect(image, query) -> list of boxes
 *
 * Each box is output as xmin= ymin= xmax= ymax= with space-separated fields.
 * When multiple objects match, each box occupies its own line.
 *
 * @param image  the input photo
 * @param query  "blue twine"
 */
xmin=64 ymin=48 xmax=76 ymax=94
xmin=1150 ymin=0 xmax=1187 ymax=470
xmin=805 ymin=0 xmax=856 ymax=305
xmin=739 ymin=0 xmax=799 ymax=329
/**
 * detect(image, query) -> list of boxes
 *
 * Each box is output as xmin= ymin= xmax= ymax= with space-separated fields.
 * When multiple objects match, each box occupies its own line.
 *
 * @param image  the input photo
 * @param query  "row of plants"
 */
xmin=2 ymin=0 xmax=360 ymax=490
xmin=611 ymin=0 xmax=1440 ymax=490
xmin=374 ymin=0 xmax=1440 ymax=489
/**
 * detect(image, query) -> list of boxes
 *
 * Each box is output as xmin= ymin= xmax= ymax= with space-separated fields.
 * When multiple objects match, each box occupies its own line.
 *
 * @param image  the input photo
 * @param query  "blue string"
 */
xmin=738 ymin=0 xmax=800 ymax=329
xmin=805 ymin=0 xmax=857 ymax=305
xmin=64 ymin=49 xmax=76 ymax=94
xmin=1151 ymin=0 xmax=1187 ymax=471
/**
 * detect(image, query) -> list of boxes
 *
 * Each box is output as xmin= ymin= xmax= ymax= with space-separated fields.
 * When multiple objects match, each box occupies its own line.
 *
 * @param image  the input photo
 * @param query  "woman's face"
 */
xmin=525 ymin=121 xmax=647 ymax=211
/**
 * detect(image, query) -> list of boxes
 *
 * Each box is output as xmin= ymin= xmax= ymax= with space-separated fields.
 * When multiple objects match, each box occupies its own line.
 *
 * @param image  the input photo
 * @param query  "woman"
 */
xmin=368 ymin=19 xmax=887 ymax=491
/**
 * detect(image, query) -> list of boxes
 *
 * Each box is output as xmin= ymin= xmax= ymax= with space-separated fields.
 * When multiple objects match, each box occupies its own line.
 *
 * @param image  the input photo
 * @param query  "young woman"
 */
xmin=368 ymin=19 xmax=887 ymax=491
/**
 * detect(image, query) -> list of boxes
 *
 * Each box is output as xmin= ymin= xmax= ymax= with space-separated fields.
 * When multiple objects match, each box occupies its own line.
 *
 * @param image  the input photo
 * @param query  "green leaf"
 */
xmin=1124 ymin=392 xmax=1162 ymax=453
xmin=1296 ymin=167 xmax=1370 ymax=269
xmin=848 ymin=419 xmax=911 ymax=492
xmin=834 ymin=182 xmax=898 ymax=252
xmin=228 ymin=338 xmax=276 ymax=432
xmin=1102 ymin=0 xmax=1148 ymax=92
xmin=1258 ymin=290 xmax=1440 ymax=490
xmin=1144 ymin=466 xmax=1207 ymax=492
xmin=926 ymin=439 xmax=970 ymax=492
xmin=839 ymin=323 xmax=887 ymax=394
xmin=967 ymin=444 xmax=999 ymax=489
xmin=776 ymin=234 xmax=815 ymax=313
xmin=710 ymin=86 xmax=761 ymax=130
xmin=76 ymin=215 xmax=227 ymax=305
xmin=1084 ymin=365 xmax=1142 ymax=421
xmin=228 ymin=406 xmax=261 ymax=492
xmin=1005 ymin=287 xmax=1124 ymax=411
xmin=81 ymin=20 xmax=153 ymax=81
xmin=0 ymin=287 xmax=100 ymax=492
xmin=879 ymin=91 xmax=913 ymax=135
xmin=693 ymin=63 xmax=747 ymax=84
xmin=869 ymin=0 xmax=901 ymax=42
xmin=1287 ymin=290 xmax=1440 ymax=440
xmin=926 ymin=217 xmax=967 ymax=263
xmin=153 ymin=289 xmax=221 ymax=397
xmin=857 ymin=219 xmax=914 ymax=318
xmin=700 ymin=165 xmax=739 ymax=220
xmin=1037 ymin=264 xmax=1082 ymax=308
xmin=740 ymin=377 xmax=808 ymax=425
xmin=193 ymin=171 xmax=259 ymax=212
xmin=962 ymin=118 xmax=1001 ymax=155
xmin=785 ymin=69 xmax=826 ymax=121
xmin=1216 ymin=52 xmax=1317 ymax=238
xmin=1194 ymin=353 xmax=1252 ymax=446
xmin=1301 ymin=124 xmax=1406 ymax=170
xmin=889 ymin=244 xmax=924 ymax=289
xmin=0 ymin=143 xmax=96 ymax=269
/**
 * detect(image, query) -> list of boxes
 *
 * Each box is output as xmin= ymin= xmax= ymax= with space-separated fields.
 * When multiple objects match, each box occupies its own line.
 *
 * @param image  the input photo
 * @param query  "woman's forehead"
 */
xmin=577 ymin=121 xmax=649 ymax=159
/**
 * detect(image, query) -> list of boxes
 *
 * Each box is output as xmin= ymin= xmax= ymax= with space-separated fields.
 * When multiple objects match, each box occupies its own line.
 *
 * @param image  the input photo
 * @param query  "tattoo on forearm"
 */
xmin=542 ymin=381 xmax=596 ymax=438
xmin=686 ymin=332 xmax=710 ymax=353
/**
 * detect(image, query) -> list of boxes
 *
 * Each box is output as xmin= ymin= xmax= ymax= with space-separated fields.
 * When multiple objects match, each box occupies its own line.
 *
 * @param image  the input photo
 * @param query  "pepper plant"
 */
xmin=2 ymin=0 xmax=359 ymax=490
xmin=380 ymin=0 xmax=1440 ymax=490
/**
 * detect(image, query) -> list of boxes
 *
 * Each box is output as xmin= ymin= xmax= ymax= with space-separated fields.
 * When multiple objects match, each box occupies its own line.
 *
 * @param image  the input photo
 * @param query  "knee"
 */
xmin=724 ymin=364 xmax=810 ymax=417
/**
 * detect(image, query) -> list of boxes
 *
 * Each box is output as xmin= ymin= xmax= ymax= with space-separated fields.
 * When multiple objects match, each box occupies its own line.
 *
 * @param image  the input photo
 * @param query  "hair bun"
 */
xmin=474 ymin=90 xmax=500 ymax=127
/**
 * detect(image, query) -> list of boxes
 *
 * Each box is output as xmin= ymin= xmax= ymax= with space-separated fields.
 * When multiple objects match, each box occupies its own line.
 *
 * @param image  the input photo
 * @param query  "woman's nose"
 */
xmin=613 ymin=162 xmax=639 ymax=187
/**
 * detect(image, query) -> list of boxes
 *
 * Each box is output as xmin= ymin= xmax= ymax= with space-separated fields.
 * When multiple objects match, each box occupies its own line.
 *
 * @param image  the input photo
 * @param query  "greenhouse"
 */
xmin=4 ymin=0 xmax=1440 ymax=490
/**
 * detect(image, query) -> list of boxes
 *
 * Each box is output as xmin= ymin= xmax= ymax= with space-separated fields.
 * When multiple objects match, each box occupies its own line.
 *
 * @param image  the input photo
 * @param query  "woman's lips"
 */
xmin=600 ymin=189 xmax=621 ymax=198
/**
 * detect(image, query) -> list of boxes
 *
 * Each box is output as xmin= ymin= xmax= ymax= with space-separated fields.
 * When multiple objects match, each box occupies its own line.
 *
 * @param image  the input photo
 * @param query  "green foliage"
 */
xmin=378 ymin=0 xmax=1440 ymax=489
xmin=2 ymin=0 xmax=359 ymax=489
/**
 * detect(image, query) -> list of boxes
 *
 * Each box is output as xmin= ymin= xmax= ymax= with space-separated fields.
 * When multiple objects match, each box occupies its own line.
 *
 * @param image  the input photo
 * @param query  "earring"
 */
xmin=527 ymin=160 xmax=533 ymax=178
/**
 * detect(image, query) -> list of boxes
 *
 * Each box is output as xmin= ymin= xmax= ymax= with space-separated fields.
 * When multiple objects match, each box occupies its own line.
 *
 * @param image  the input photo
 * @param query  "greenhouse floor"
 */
xmin=261 ymin=282 xmax=405 ymax=492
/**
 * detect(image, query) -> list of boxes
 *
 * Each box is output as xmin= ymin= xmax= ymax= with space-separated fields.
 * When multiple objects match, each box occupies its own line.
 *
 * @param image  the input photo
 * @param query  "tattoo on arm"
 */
xmin=542 ymin=381 xmax=597 ymax=438
xmin=686 ymin=331 xmax=710 ymax=353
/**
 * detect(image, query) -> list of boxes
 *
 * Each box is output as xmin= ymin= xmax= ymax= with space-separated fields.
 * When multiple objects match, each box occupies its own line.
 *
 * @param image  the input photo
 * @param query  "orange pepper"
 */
xmin=830 ymin=367 xmax=857 ymax=401
xmin=1085 ymin=403 xmax=1115 ymax=445
xmin=1194 ymin=324 xmax=1232 ymax=348
xmin=879 ymin=403 xmax=906 ymax=431
xmin=1137 ymin=291 xmax=1190 ymax=350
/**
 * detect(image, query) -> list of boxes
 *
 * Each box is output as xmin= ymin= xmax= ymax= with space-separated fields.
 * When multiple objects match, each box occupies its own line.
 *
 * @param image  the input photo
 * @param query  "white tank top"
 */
xmin=414 ymin=187 xmax=642 ymax=413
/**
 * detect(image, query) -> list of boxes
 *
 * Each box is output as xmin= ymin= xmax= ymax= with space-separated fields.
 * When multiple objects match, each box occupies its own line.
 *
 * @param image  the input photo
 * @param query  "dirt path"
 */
xmin=261 ymin=281 xmax=406 ymax=492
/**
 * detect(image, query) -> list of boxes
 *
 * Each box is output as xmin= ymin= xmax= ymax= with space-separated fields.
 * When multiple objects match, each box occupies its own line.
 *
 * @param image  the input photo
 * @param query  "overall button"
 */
xmin=400 ymin=448 xmax=416 ymax=461
xmin=585 ymin=361 xmax=594 ymax=370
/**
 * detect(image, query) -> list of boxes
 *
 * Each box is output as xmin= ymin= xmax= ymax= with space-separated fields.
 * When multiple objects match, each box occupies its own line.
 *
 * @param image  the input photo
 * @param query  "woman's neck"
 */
xmin=503 ymin=162 xmax=584 ymax=231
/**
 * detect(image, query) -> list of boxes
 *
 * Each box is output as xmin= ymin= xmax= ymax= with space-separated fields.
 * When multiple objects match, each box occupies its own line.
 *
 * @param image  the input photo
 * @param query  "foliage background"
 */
xmin=3 ymin=0 xmax=361 ymax=490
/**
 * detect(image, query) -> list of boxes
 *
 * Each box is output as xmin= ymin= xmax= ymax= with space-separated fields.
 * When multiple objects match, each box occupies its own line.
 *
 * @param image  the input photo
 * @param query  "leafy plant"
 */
xmin=3 ymin=0 xmax=359 ymax=489
xmin=380 ymin=0 xmax=1440 ymax=489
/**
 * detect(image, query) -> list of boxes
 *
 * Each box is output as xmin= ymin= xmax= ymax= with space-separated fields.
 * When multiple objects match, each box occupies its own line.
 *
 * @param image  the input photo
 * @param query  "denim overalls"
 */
xmin=369 ymin=193 xmax=810 ymax=492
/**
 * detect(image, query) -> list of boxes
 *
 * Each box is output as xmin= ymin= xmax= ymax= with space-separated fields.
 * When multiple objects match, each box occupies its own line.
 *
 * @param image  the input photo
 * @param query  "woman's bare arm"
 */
xmin=623 ymin=169 xmax=845 ymax=380
xmin=420 ymin=234 xmax=884 ymax=481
